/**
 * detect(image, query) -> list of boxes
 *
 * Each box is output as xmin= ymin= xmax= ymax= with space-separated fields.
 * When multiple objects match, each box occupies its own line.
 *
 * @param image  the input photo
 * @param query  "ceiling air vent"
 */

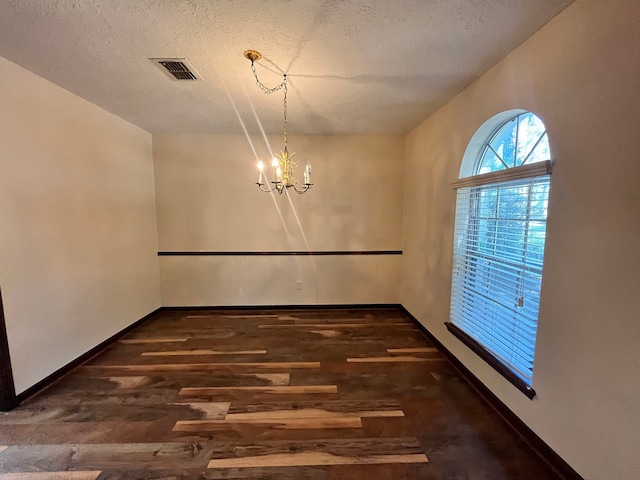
xmin=150 ymin=58 xmax=199 ymax=81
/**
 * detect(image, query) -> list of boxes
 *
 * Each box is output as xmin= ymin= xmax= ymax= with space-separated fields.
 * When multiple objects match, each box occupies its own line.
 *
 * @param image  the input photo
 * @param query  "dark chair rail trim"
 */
xmin=158 ymin=250 xmax=402 ymax=256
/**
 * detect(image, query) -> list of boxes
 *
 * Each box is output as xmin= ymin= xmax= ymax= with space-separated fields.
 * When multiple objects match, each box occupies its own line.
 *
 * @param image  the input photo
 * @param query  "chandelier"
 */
xmin=244 ymin=50 xmax=312 ymax=194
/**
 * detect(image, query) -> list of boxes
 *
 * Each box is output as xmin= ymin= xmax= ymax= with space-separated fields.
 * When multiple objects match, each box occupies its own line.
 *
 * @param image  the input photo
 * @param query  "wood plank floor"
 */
xmin=0 ymin=308 xmax=562 ymax=479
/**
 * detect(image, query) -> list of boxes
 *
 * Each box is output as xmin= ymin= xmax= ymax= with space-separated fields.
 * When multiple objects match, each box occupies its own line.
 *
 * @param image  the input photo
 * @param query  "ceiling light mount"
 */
xmin=244 ymin=49 xmax=312 ymax=195
xmin=243 ymin=50 xmax=262 ymax=63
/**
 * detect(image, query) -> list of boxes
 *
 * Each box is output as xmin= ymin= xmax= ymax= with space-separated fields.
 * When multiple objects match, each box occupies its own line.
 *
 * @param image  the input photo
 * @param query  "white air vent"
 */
xmin=150 ymin=58 xmax=199 ymax=81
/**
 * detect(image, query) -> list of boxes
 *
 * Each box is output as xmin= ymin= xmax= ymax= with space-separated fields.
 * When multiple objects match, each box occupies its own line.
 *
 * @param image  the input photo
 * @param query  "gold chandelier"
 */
xmin=244 ymin=50 xmax=312 ymax=194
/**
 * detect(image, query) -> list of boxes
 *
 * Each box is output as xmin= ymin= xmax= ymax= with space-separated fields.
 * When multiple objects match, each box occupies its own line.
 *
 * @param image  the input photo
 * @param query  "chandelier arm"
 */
xmin=292 ymin=184 xmax=311 ymax=194
xmin=257 ymin=183 xmax=276 ymax=193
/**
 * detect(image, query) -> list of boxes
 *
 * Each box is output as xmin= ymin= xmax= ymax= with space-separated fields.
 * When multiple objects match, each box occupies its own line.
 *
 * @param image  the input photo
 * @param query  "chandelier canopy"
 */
xmin=244 ymin=50 xmax=312 ymax=194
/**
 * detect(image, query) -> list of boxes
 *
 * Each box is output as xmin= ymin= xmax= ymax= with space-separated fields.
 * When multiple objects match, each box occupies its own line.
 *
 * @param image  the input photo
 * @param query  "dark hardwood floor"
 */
xmin=0 ymin=308 xmax=561 ymax=479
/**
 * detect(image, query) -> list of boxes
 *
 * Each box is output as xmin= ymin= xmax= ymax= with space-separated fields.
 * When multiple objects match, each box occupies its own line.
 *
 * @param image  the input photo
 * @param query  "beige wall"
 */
xmin=154 ymin=134 xmax=403 ymax=305
xmin=401 ymin=1 xmax=640 ymax=479
xmin=0 ymin=57 xmax=161 ymax=394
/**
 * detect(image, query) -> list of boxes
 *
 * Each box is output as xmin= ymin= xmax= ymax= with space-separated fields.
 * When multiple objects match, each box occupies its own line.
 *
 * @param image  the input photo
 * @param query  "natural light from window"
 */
xmin=449 ymin=111 xmax=552 ymax=395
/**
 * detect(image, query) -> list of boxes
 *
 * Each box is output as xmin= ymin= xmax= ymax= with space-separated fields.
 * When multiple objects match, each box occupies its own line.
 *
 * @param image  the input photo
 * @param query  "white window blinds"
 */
xmin=450 ymin=173 xmax=550 ymax=385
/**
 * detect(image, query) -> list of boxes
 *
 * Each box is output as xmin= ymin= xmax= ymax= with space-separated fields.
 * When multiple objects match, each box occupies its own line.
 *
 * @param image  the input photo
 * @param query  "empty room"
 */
xmin=0 ymin=1 xmax=638 ymax=479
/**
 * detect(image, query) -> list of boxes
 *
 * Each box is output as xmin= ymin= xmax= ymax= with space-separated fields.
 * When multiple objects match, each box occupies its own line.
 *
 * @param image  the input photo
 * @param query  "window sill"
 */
xmin=444 ymin=322 xmax=536 ymax=399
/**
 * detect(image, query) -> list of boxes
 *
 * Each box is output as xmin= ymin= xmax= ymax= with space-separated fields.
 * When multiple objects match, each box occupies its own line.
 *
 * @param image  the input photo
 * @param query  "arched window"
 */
xmin=447 ymin=111 xmax=552 ymax=398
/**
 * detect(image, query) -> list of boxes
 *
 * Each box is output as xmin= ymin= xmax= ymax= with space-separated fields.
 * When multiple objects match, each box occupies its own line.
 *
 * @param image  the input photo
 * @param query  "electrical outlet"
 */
xmin=296 ymin=280 xmax=303 ymax=290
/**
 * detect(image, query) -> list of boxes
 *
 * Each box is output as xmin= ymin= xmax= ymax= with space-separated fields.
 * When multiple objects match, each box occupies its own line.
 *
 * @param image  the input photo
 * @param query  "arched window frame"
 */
xmin=446 ymin=110 xmax=552 ymax=399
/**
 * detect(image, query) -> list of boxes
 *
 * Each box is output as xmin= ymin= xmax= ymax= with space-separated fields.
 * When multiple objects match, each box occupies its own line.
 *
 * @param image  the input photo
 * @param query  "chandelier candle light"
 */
xmin=245 ymin=50 xmax=313 ymax=194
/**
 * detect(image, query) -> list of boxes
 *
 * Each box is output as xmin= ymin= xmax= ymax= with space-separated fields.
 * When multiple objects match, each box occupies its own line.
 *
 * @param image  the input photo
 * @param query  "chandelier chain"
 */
xmin=249 ymin=60 xmax=288 ymax=150
xmin=283 ymin=75 xmax=288 ymax=149
xmin=250 ymin=61 xmax=285 ymax=94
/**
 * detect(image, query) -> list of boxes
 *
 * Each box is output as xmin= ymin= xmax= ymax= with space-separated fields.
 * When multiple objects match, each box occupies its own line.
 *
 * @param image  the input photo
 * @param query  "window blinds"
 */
xmin=450 ymin=174 xmax=550 ymax=385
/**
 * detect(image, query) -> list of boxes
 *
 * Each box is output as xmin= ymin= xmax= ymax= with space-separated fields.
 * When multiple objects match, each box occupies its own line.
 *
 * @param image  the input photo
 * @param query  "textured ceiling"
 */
xmin=0 ymin=0 xmax=573 ymax=134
